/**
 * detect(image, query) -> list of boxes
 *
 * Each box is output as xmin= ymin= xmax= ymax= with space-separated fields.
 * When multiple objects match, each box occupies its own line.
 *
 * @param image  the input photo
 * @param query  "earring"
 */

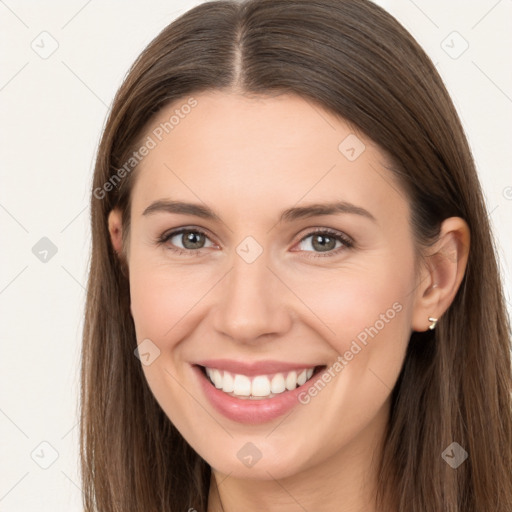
xmin=428 ymin=317 xmax=438 ymax=330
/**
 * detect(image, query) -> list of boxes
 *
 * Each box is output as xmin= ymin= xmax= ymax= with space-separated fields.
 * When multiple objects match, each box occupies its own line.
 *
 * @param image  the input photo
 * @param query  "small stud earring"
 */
xmin=428 ymin=317 xmax=438 ymax=330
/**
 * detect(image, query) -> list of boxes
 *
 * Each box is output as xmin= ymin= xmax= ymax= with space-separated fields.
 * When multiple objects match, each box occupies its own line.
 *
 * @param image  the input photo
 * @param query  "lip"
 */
xmin=194 ymin=358 xmax=318 ymax=376
xmin=192 ymin=363 xmax=325 ymax=424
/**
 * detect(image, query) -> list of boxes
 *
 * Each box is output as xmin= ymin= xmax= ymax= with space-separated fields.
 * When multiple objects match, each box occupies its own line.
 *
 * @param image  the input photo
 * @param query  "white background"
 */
xmin=0 ymin=1 xmax=511 ymax=510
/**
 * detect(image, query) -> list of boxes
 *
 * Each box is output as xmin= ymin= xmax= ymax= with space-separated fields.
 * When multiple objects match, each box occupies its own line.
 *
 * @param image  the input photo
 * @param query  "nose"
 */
xmin=212 ymin=248 xmax=292 ymax=344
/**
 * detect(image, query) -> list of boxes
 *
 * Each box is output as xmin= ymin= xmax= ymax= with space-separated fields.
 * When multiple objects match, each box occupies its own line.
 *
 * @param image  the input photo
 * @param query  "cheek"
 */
xmin=289 ymin=258 xmax=414 ymax=351
xmin=130 ymin=274 xmax=178 ymax=340
xmin=127 ymin=259 xmax=211 ymax=435
xmin=128 ymin=257 xmax=209 ymax=343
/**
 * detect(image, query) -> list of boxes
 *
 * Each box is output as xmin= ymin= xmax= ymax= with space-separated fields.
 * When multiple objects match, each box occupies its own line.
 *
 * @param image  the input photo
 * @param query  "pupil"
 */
xmin=313 ymin=234 xmax=335 ymax=252
xmin=183 ymin=231 xmax=204 ymax=249
xmin=180 ymin=232 xmax=336 ymax=252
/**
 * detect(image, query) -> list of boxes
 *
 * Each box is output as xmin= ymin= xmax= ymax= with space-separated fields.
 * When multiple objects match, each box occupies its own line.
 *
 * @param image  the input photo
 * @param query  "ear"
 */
xmin=411 ymin=217 xmax=470 ymax=332
xmin=108 ymin=208 xmax=124 ymax=255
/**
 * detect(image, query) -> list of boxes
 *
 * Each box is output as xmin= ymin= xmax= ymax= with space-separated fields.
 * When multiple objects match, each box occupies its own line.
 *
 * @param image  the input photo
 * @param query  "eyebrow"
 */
xmin=142 ymin=199 xmax=376 ymax=223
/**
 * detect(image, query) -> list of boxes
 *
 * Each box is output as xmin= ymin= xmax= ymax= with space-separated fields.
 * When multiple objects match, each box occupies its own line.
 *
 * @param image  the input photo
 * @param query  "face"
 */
xmin=119 ymin=91 xmax=422 ymax=480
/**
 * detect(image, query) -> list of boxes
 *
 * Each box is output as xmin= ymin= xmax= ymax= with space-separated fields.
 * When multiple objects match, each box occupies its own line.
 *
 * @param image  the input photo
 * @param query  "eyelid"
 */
xmin=295 ymin=226 xmax=354 ymax=246
xmin=157 ymin=226 xmax=218 ymax=250
xmin=293 ymin=227 xmax=354 ymax=258
xmin=157 ymin=225 xmax=354 ymax=257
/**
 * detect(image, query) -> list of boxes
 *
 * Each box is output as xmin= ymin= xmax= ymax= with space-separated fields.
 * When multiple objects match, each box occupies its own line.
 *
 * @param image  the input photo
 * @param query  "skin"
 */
xmin=108 ymin=91 xmax=470 ymax=511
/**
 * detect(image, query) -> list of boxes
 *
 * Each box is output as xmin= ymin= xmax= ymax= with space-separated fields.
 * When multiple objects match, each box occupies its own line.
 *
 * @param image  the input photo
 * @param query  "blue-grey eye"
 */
xmin=165 ymin=229 xmax=214 ymax=250
xmin=298 ymin=232 xmax=343 ymax=252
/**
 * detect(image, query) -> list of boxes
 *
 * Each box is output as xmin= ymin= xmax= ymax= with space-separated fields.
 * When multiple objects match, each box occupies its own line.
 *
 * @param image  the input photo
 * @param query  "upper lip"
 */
xmin=194 ymin=359 xmax=321 ymax=376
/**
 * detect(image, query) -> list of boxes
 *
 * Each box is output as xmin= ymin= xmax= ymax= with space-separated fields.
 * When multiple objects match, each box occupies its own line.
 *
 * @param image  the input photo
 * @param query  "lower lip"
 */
xmin=193 ymin=365 xmax=321 ymax=424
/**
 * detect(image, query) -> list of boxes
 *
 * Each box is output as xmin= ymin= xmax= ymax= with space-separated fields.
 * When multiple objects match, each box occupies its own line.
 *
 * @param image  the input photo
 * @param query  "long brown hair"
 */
xmin=80 ymin=0 xmax=512 ymax=510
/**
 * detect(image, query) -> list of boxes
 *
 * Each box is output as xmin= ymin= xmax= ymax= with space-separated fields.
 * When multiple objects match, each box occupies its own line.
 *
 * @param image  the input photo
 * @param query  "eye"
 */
xmin=157 ymin=227 xmax=216 ymax=255
xmin=157 ymin=226 xmax=354 ymax=258
xmin=295 ymin=228 xmax=354 ymax=258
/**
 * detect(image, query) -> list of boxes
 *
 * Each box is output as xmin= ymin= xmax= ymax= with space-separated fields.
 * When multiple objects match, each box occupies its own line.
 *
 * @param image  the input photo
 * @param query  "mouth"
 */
xmin=197 ymin=364 xmax=326 ymax=400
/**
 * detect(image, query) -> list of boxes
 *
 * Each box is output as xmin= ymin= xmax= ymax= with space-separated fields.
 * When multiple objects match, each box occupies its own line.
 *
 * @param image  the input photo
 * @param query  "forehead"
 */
xmin=129 ymin=91 xmax=407 ymax=222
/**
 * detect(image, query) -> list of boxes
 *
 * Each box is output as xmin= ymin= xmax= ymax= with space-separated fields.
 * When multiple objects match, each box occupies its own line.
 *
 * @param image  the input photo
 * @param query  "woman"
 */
xmin=80 ymin=0 xmax=512 ymax=510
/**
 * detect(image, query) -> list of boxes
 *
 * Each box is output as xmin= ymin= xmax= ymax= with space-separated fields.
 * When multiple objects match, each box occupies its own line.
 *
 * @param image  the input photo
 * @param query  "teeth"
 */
xmin=285 ymin=371 xmax=297 ymax=391
xmin=297 ymin=369 xmax=307 ymax=386
xmin=222 ymin=371 xmax=234 ymax=392
xmin=212 ymin=369 xmax=223 ymax=389
xmin=270 ymin=373 xmax=286 ymax=394
xmin=233 ymin=374 xmax=251 ymax=396
xmin=251 ymin=375 xmax=271 ymax=396
xmin=204 ymin=366 xmax=317 ymax=399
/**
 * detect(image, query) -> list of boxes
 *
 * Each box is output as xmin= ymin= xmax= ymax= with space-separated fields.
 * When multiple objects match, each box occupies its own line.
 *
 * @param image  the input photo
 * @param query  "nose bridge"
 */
xmin=212 ymin=240 xmax=290 ymax=342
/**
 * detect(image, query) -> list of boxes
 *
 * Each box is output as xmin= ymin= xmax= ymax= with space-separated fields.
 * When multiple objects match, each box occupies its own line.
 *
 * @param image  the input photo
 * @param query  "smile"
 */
xmin=202 ymin=366 xmax=321 ymax=399
xmin=192 ymin=360 xmax=328 ymax=424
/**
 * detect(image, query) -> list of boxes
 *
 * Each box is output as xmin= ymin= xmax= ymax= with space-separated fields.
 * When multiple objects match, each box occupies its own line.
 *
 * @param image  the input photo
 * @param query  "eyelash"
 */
xmin=156 ymin=227 xmax=354 ymax=259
